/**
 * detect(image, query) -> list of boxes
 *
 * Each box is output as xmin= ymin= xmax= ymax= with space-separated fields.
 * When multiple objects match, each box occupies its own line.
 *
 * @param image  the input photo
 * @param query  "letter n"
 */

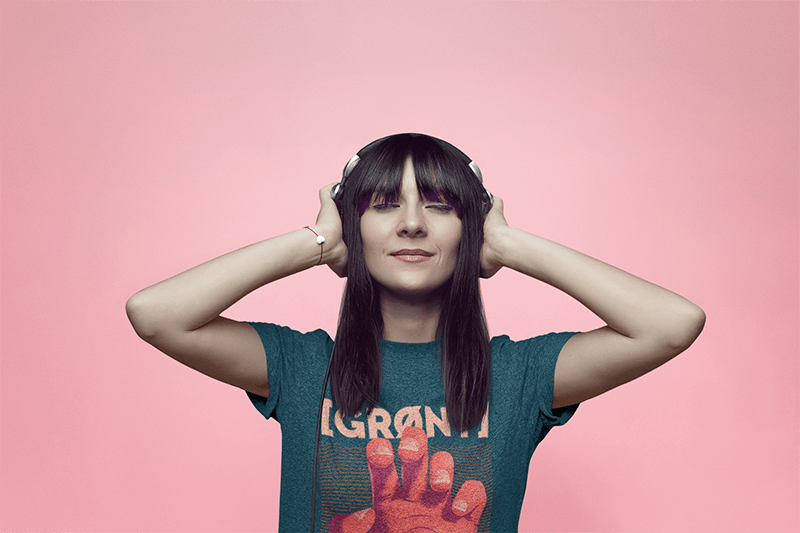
xmin=425 ymin=406 xmax=451 ymax=438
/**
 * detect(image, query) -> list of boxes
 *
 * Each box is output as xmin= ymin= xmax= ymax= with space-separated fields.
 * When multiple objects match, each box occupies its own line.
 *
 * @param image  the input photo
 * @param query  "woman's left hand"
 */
xmin=480 ymin=196 xmax=508 ymax=278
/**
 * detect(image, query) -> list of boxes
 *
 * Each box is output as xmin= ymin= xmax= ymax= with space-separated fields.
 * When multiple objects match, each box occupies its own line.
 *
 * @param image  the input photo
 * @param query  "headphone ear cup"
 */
xmin=330 ymin=183 xmax=342 ymax=201
xmin=330 ymin=183 xmax=345 ymax=214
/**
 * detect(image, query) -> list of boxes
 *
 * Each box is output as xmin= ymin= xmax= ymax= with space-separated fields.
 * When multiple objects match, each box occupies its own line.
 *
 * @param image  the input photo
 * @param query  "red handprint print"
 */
xmin=329 ymin=426 xmax=487 ymax=533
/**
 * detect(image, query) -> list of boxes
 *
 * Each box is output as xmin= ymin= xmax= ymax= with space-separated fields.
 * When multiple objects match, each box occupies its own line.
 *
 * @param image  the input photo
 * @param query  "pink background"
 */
xmin=1 ymin=1 xmax=797 ymax=532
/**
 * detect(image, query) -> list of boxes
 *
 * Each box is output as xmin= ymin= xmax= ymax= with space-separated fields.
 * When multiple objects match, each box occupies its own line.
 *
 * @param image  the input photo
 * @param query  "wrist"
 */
xmin=485 ymin=225 xmax=516 ymax=267
xmin=305 ymin=224 xmax=346 ymax=270
xmin=303 ymin=226 xmax=326 ymax=265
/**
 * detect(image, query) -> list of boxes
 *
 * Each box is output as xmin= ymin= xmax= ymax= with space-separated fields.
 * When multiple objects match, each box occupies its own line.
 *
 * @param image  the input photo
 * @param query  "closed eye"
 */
xmin=372 ymin=203 xmax=399 ymax=210
xmin=425 ymin=204 xmax=454 ymax=212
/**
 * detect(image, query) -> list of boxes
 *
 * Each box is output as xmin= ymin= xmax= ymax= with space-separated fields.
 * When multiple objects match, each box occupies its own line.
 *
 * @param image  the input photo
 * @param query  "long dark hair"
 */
xmin=330 ymin=133 xmax=491 ymax=433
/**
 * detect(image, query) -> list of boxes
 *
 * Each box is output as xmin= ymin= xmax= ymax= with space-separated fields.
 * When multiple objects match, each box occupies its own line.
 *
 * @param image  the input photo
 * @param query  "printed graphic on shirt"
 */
xmin=318 ymin=403 xmax=492 ymax=533
xmin=321 ymin=400 xmax=489 ymax=440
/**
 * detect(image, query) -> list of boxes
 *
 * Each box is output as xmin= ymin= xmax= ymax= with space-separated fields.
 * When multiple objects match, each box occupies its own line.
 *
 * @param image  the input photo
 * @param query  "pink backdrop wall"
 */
xmin=1 ymin=1 xmax=797 ymax=532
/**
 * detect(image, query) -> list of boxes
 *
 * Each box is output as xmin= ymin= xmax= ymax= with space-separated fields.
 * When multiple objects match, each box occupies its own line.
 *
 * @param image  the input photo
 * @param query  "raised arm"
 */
xmin=125 ymin=185 xmax=346 ymax=397
xmin=481 ymin=198 xmax=705 ymax=409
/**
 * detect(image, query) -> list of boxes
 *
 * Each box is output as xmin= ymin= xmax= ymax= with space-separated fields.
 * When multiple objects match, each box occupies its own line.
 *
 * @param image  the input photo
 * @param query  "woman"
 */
xmin=126 ymin=133 xmax=705 ymax=532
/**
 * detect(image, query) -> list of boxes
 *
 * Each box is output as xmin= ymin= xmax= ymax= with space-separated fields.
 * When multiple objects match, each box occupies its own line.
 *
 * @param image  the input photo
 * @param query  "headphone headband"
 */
xmin=332 ymin=133 xmax=492 ymax=213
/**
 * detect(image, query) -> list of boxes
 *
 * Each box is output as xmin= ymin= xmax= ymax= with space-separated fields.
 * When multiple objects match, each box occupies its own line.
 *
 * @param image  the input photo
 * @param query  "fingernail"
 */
xmin=354 ymin=509 xmax=369 ymax=520
xmin=398 ymin=439 xmax=418 ymax=452
xmin=453 ymin=499 xmax=467 ymax=512
xmin=432 ymin=470 xmax=450 ymax=484
xmin=372 ymin=445 xmax=392 ymax=456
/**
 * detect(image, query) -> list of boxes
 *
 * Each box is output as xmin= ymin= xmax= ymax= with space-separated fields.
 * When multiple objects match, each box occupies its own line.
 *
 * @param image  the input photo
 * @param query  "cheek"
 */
xmin=447 ymin=223 xmax=463 ymax=256
xmin=359 ymin=217 xmax=382 ymax=260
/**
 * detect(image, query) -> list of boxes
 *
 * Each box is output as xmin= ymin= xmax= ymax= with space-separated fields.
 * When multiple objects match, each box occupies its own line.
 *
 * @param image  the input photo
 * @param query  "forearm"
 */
xmin=126 ymin=226 xmax=328 ymax=338
xmin=493 ymin=226 xmax=704 ymax=347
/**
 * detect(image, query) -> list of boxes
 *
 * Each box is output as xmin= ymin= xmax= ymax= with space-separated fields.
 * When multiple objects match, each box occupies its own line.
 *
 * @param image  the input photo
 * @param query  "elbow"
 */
xmin=125 ymin=291 xmax=161 ymax=342
xmin=665 ymin=302 xmax=706 ymax=354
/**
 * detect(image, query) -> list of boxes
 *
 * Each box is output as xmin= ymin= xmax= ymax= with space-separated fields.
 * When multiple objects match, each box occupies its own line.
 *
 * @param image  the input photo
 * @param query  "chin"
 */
xmin=377 ymin=280 xmax=450 ymax=300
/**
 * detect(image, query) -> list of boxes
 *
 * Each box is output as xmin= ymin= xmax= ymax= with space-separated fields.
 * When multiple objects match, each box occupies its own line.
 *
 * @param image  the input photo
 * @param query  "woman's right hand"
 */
xmin=311 ymin=183 xmax=348 ymax=277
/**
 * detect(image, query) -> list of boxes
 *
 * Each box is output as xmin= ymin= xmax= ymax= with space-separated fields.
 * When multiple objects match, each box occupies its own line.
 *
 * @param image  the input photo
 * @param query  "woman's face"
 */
xmin=360 ymin=155 xmax=462 ymax=299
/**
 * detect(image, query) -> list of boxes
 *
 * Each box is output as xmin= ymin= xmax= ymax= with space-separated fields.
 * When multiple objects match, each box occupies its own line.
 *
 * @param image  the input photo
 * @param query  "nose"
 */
xmin=397 ymin=204 xmax=427 ymax=237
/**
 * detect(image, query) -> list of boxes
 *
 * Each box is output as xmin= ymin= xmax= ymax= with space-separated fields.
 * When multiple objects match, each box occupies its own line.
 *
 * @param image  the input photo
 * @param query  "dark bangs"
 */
xmin=347 ymin=134 xmax=484 ymax=220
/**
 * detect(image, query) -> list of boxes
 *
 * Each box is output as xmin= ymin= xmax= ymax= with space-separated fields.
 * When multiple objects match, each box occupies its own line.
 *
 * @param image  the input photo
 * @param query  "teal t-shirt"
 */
xmin=246 ymin=323 xmax=578 ymax=532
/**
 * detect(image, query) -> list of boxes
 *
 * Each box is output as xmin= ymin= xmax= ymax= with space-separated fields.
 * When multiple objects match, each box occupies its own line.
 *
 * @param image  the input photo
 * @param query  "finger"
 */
xmin=451 ymin=480 xmax=487 ymax=522
xmin=397 ymin=425 xmax=428 ymax=501
xmin=316 ymin=183 xmax=341 ymax=223
xmin=315 ymin=183 xmax=348 ymax=277
xmin=486 ymin=198 xmax=507 ymax=228
xmin=319 ymin=182 xmax=338 ymax=200
xmin=365 ymin=437 xmax=398 ymax=503
xmin=490 ymin=195 xmax=503 ymax=212
xmin=429 ymin=451 xmax=454 ymax=493
xmin=329 ymin=508 xmax=375 ymax=533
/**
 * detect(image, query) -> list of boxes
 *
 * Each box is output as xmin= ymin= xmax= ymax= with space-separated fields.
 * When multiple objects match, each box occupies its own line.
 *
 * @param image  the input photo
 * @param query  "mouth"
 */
xmin=391 ymin=249 xmax=434 ymax=263
xmin=391 ymin=249 xmax=434 ymax=257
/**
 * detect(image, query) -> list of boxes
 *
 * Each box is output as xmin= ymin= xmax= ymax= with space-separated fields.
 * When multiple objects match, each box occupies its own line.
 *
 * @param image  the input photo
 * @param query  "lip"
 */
xmin=391 ymin=249 xmax=434 ymax=257
xmin=391 ymin=249 xmax=434 ymax=263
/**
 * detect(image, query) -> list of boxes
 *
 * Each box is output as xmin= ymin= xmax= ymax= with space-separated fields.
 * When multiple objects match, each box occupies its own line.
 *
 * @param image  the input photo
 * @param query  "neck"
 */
xmin=379 ymin=289 xmax=443 ymax=343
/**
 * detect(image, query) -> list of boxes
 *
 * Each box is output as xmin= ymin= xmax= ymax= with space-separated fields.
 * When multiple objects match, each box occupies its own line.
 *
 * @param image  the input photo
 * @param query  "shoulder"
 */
xmin=490 ymin=332 xmax=578 ymax=389
xmin=248 ymin=322 xmax=332 ymax=346
xmin=247 ymin=322 xmax=333 ymax=366
xmin=245 ymin=323 xmax=332 ymax=410
xmin=490 ymin=332 xmax=577 ymax=358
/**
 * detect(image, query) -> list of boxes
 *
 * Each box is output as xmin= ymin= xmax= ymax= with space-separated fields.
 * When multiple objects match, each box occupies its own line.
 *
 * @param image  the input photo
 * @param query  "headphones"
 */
xmin=330 ymin=133 xmax=493 ymax=214
xmin=310 ymin=133 xmax=491 ymax=532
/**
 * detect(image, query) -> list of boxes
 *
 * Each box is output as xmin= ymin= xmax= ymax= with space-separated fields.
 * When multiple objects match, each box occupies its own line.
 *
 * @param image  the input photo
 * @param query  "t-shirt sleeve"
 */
xmin=492 ymin=331 xmax=579 ymax=446
xmin=244 ymin=322 xmax=332 ymax=421
xmin=530 ymin=332 xmax=579 ymax=431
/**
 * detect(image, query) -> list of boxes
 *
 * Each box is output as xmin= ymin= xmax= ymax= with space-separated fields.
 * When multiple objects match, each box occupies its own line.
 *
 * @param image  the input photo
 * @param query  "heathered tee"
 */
xmin=246 ymin=322 xmax=578 ymax=532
